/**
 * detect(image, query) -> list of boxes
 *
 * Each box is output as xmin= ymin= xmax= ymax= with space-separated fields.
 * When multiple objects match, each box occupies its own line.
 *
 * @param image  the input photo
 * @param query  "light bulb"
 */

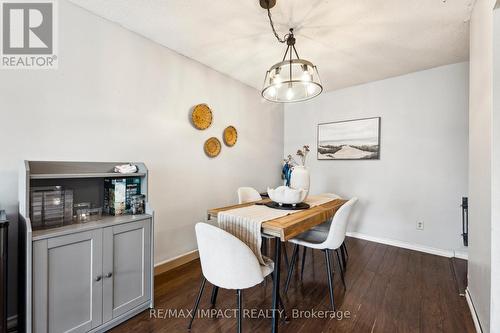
xmin=286 ymin=88 xmax=294 ymax=100
xmin=307 ymin=83 xmax=316 ymax=95
xmin=267 ymin=86 xmax=276 ymax=97
xmin=301 ymin=71 xmax=312 ymax=82
xmin=272 ymin=74 xmax=282 ymax=87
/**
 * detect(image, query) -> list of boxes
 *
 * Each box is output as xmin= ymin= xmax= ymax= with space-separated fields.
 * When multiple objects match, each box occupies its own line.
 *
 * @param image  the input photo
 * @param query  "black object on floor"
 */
xmin=0 ymin=210 xmax=8 ymax=333
xmin=264 ymin=202 xmax=310 ymax=210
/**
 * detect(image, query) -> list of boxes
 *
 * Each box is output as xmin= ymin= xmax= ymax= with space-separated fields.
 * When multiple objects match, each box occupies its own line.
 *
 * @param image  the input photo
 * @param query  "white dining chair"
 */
xmin=188 ymin=223 xmax=284 ymax=332
xmin=303 ymin=193 xmax=348 ymax=273
xmin=284 ymin=197 xmax=358 ymax=311
xmin=309 ymin=193 xmax=342 ymax=233
xmin=237 ymin=187 xmax=262 ymax=204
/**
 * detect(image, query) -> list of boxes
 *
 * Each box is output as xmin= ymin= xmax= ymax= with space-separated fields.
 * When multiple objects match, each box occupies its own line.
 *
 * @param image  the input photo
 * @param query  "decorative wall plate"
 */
xmin=192 ymin=104 xmax=213 ymax=130
xmin=204 ymin=137 xmax=221 ymax=158
xmin=223 ymin=126 xmax=238 ymax=146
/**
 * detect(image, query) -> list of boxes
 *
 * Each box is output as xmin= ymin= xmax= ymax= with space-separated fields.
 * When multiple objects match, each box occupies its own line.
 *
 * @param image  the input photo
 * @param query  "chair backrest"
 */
xmin=323 ymin=193 xmax=342 ymax=200
xmin=237 ymin=187 xmax=262 ymax=204
xmin=195 ymin=223 xmax=265 ymax=289
xmin=323 ymin=198 xmax=358 ymax=250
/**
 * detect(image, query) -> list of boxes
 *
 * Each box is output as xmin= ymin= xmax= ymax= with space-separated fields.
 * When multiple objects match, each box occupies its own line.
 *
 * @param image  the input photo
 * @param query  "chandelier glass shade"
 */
xmin=262 ymin=58 xmax=322 ymax=103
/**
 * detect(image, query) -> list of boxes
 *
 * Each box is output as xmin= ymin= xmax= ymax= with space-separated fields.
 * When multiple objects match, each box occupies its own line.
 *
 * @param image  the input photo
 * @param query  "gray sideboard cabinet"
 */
xmin=18 ymin=161 xmax=155 ymax=333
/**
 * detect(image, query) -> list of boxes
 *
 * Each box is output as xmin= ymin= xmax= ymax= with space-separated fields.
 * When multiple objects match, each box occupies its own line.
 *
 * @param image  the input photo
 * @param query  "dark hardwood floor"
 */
xmin=110 ymin=238 xmax=475 ymax=333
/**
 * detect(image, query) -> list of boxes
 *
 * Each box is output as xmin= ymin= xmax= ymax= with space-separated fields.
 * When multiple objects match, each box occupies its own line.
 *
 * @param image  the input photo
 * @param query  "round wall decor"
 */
xmin=192 ymin=104 xmax=213 ymax=130
xmin=204 ymin=137 xmax=221 ymax=158
xmin=223 ymin=126 xmax=238 ymax=146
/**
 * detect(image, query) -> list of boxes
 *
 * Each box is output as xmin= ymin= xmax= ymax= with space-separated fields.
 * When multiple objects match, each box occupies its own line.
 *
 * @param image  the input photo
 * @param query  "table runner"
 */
xmin=217 ymin=195 xmax=337 ymax=265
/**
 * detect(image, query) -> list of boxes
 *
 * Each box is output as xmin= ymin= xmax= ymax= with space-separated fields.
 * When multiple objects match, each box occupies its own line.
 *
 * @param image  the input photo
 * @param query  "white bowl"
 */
xmin=267 ymin=186 xmax=307 ymax=205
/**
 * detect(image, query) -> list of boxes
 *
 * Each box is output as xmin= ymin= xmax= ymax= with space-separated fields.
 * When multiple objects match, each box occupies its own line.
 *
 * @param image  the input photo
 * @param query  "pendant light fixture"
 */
xmin=260 ymin=0 xmax=323 ymax=103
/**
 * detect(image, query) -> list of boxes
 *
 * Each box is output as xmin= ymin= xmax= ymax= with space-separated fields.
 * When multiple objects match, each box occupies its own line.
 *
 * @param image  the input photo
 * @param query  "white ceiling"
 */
xmin=70 ymin=0 xmax=473 ymax=92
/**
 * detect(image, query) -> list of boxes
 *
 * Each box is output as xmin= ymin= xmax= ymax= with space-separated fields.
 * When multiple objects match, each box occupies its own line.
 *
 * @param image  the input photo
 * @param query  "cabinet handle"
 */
xmin=105 ymin=272 xmax=113 ymax=278
xmin=95 ymin=275 xmax=102 ymax=282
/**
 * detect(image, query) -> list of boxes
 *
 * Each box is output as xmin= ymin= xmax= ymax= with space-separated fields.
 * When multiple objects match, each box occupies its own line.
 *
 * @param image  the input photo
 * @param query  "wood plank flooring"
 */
xmin=110 ymin=238 xmax=475 ymax=333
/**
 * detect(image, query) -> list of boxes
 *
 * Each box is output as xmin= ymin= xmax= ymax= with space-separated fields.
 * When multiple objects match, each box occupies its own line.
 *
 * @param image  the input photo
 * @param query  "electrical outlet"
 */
xmin=416 ymin=221 xmax=424 ymax=230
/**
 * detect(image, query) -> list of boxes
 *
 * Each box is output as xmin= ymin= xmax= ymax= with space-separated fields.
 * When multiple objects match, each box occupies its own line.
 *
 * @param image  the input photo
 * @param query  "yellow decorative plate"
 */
xmin=204 ymin=137 xmax=221 ymax=158
xmin=223 ymin=126 xmax=238 ymax=147
xmin=192 ymin=104 xmax=213 ymax=130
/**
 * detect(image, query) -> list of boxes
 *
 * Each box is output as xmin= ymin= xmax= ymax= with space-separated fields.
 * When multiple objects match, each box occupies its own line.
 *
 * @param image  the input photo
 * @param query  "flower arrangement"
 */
xmin=296 ymin=145 xmax=310 ymax=166
xmin=282 ymin=145 xmax=310 ymax=186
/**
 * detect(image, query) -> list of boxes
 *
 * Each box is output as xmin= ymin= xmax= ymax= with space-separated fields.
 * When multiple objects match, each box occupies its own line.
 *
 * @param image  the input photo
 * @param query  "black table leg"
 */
xmin=271 ymin=237 xmax=281 ymax=333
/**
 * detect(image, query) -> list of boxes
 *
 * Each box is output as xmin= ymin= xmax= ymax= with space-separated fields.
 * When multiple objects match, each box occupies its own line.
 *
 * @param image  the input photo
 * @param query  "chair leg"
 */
xmin=278 ymin=293 xmax=289 ymax=322
xmin=273 ymin=265 xmax=288 ymax=322
xmin=340 ymin=244 xmax=347 ymax=269
xmin=278 ymin=293 xmax=286 ymax=311
xmin=336 ymin=249 xmax=346 ymax=289
xmin=324 ymin=250 xmax=336 ymax=312
xmin=300 ymin=246 xmax=307 ymax=280
xmin=343 ymin=242 xmax=349 ymax=259
xmin=210 ymin=285 xmax=219 ymax=307
xmin=237 ymin=290 xmax=242 ymax=333
xmin=284 ymin=244 xmax=299 ymax=294
xmin=188 ymin=277 xmax=207 ymax=330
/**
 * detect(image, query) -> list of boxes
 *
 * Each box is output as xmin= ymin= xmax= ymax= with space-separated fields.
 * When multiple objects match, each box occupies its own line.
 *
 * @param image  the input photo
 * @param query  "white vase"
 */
xmin=290 ymin=166 xmax=310 ymax=198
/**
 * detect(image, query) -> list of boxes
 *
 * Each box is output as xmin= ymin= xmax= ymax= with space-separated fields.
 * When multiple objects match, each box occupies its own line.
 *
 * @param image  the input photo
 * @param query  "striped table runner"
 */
xmin=217 ymin=195 xmax=336 ymax=265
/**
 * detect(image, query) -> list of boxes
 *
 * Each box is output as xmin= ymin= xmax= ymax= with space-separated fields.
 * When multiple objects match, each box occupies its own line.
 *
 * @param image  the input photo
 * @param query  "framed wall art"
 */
xmin=317 ymin=117 xmax=380 ymax=160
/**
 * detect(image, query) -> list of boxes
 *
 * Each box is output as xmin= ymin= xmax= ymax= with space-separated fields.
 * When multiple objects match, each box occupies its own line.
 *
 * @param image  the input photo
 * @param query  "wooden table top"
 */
xmin=207 ymin=198 xmax=347 ymax=241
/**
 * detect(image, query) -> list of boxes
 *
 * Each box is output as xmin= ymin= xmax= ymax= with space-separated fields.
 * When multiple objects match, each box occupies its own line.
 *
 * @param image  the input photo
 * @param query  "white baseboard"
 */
xmin=154 ymin=249 xmax=199 ymax=275
xmin=346 ymin=231 xmax=465 ymax=259
xmin=465 ymin=288 xmax=482 ymax=333
xmin=454 ymin=250 xmax=469 ymax=260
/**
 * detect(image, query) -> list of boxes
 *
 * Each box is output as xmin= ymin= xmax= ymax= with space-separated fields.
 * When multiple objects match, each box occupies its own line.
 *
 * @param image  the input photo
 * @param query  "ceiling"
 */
xmin=70 ymin=0 xmax=473 ymax=92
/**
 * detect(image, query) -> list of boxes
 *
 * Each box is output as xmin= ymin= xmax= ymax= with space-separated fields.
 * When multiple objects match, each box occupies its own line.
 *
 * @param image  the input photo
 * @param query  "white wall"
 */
xmin=284 ymin=63 xmax=469 ymax=255
xmin=491 ymin=5 xmax=500 ymax=332
xmin=468 ymin=0 xmax=495 ymax=331
xmin=0 ymin=0 xmax=283 ymax=318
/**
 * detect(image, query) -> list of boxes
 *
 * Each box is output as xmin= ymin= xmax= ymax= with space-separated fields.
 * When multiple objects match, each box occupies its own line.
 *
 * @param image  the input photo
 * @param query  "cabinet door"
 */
xmin=33 ymin=230 xmax=103 ymax=333
xmin=102 ymin=219 xmax=151 ymax=321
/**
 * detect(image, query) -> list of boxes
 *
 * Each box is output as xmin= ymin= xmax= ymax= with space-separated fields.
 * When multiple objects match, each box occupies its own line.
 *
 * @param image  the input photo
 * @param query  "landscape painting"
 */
xmin=318 ymin=117 xmax=380 ymax=160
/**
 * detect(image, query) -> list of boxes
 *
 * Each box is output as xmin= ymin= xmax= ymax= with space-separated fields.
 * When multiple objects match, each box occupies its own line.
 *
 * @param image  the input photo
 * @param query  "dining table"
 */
xmin=207 ymin=196 xmax=347 ymax=333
